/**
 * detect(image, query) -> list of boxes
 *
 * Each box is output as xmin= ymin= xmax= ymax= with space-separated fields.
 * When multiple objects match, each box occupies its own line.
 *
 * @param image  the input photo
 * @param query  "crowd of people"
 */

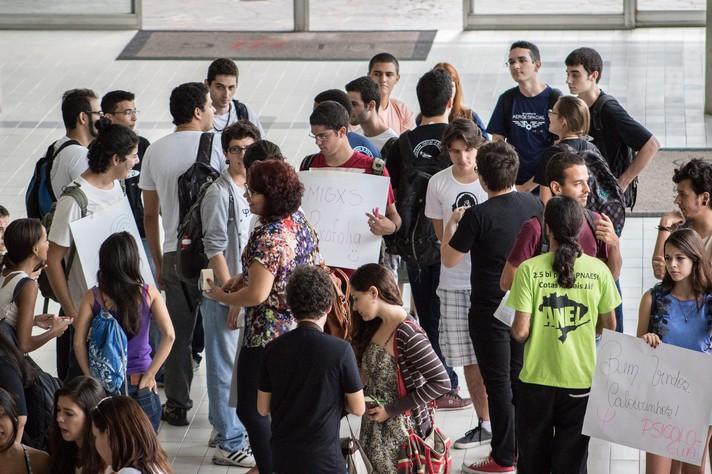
xmin=1 ymin=38 xmax=711 ymax=474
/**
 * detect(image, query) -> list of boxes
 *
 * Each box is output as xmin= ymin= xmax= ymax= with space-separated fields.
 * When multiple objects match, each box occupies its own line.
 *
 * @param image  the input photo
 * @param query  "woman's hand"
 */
xmin=206 ymin=279 xmax=227 ymax=303
xmin=139 ymin=373 xmax=158 ymax=394
xmin=34 ymin=313 xmax=55 ymax=329
xmin=367 ymin=406 xmax=390 ymax=423
xmin=222 ymin=274 xmax=245 ymax=293
xmin=227 ymin=306 xmax=242 ymax=330
xmin=641 ymin=332 xmax=662 ymax=348
xmin=49 ymin=315 xmax=72 ymax=337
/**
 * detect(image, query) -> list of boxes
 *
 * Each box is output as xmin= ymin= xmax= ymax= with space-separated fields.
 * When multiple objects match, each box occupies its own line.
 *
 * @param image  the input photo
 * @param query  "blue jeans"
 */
xmin=201 ymin=297 xmax=247 ymax=452
xmin=127 ymin=383 xmax=161 ymax=432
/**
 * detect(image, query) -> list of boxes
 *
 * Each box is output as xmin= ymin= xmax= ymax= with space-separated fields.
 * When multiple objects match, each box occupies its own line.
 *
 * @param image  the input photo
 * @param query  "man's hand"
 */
xmin=366 ymin=209 xmax=395 ymax=236
xmin=659 ymin=210 xmax=684 ymax=230
xmin=595 ymin=213 xmax=619 ymax=247
xmin=367 ymin=405 xmax=390 ymax=422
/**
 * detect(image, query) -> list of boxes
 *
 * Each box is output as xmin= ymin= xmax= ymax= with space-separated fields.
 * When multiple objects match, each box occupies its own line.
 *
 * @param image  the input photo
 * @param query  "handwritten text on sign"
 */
xmin=299 ymin=170 xmax=389 ymax=269
xmin=582 ymin=330 xmax=712 ymax=465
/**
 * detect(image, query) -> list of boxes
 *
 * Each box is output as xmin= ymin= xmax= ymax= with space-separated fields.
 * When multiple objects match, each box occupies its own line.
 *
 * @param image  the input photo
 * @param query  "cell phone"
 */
xmin=200 ymin=269 xmax=214 ymax=291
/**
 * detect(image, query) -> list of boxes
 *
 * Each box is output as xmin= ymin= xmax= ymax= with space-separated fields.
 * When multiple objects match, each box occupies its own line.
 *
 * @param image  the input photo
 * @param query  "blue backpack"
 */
xmin=87 ymin=288 xmax=128 ymax=394
xmin=25 ymin=139 xmax=80 ymax=219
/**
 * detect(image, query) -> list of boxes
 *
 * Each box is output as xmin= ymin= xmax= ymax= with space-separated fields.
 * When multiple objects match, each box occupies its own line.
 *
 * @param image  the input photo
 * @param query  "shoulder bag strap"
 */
xmin=196 ymin=132 xmax=214 ymax=165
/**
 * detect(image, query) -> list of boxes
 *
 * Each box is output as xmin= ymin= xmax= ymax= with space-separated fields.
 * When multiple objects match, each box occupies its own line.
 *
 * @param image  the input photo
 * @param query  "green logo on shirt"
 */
xmin=538 ymin=292 xmax=591 ymax=343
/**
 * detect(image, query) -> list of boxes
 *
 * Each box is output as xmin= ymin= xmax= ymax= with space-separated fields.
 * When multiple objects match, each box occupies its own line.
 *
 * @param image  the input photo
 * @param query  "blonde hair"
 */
xmin=555 ymin=95 xmax=590 ymax=137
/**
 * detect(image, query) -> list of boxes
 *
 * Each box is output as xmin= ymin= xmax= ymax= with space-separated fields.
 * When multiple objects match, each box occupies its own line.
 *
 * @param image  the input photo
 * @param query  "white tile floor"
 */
xmin=2 ymin=24 xmax=711 ymax=474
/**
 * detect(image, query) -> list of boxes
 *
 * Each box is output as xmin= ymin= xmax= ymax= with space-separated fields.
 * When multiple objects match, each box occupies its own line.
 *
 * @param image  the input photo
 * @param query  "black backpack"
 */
xmin=233 ymin=99 xmax=249 ymax=122
xmin=499 ymin=86 xmax=562 ymax=137
xmin=25 ymin=139 xmax=81 ymax=219
xmin=22 ymin=355 xmax=61 ymax=451
xmin=589 ymin=94 xmax=638 ymax=210
xmin=383 ymin=133 xmax=450 ymax=265
xmin=175 ymin=133 xmax=221 ymax=283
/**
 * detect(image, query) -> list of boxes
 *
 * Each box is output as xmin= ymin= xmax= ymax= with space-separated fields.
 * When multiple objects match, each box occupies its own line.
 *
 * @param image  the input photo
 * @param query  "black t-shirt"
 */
xmin=449 ymin=191 xmax=543 ymax=312
xmin=386 ymin=123 xmax=449 ymax=191
xmin=533 ymin=137 xmax=601 ymax=186
xmin=258 ymin=325 xmax=363 ymax=474
xmin=588 ymin=91 xmax=652 ymax=177
xmin=126 ymin=136 xmax=150 ymax=237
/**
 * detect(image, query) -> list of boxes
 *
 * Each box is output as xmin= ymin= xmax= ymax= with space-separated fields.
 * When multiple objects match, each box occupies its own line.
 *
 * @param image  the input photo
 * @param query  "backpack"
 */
xmin=536 ymin=208 xmax=597 ymax=255
xmin=87 ymin=288 xmax=128 ymax=395
xmin=322 ymin=266 xmax=351 ymax=340
xmin=299 ymin=153 xmax=386 ymax=175
xmin=383 ymin=134 xmax=450 ymax=266
xmin=22 ymin=355 xmax=61 ymax=451
xmin=232 ymin=99 xmax=249 ymax=122
xmin=589 ymin=94 xmax=638 ymax=210
xmin=380 ymin=137 xmax=398 ymax=163
xmin=499 ymin=86 xmax=562 ymax=137
xmin=176 ymin=180 xmax=236 ymax=284
xmin=25 ymin=139 xmax=81 ymax=219
xmin=37 ymin=183 xmax=88 ymax=303
xmin=177 ymin=132 xmax=220 ymax=225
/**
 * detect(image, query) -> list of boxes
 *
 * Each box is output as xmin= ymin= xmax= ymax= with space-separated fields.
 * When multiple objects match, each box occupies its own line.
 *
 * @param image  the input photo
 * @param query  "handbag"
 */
xmin=341 ymin=416 xmax=373 ymax=473
xmin=393 ymin=323 xmax=452 ymax=474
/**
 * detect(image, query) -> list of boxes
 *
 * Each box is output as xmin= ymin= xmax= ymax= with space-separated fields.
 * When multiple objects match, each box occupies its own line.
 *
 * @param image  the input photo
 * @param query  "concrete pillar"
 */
xmin=294 ymin=0 xmax=309 ymax=32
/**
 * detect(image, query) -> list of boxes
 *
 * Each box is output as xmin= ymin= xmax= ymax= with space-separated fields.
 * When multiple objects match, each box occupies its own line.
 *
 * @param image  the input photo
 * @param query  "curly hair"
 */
xmin=286 ymin=266 xmax=335 ymax=320
xmin=247 ymin=160 xmax=303 ymax=221
xmin=87 ymin=118 xmax=139 ymax=174
xmin=673 ymin=159 xmax=712 ymax=207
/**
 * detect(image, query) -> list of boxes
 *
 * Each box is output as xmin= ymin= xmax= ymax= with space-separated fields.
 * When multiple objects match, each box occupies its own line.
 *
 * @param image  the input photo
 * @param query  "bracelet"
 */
xmin=656 ymin=225 xmax=672 ymax=233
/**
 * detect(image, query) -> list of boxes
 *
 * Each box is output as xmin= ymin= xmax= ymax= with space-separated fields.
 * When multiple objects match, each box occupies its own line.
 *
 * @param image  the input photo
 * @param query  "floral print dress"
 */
xmin=241 ymin=210 xmax=320 ymax=348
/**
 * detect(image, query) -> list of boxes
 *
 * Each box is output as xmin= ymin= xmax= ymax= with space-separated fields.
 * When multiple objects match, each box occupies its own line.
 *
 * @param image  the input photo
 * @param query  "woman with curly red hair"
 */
xmin=207 ymin=159 xmax=320 ymax=474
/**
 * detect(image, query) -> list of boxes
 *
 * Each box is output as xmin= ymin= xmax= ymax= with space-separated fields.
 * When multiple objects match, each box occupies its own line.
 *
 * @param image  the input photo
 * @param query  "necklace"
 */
xmin=672 ymin=296 xmax=698 ymax=323
xmin=212 ymin=101 xmax=232 ymax=133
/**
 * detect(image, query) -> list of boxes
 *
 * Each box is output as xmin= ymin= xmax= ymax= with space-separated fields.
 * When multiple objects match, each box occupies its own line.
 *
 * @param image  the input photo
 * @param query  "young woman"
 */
xmin=508 ymin=196 xmax=619 ymax=474
xmin=638 ymin=228 xmax=712 ymax=474
xmin=73 ymin=232 xmax=175 ymax=431
xmin=49 ymin=376 xmax=106 ymax=474
xmin=0 ymin=388 xmax=49 ymax=474
xmin=433 ymin=62 xmax=489 ymax=140
xmin=91 ymin=396 xmax=172 ymax=474
xmin=350 ymin=263 xmax=451 ymax=472
xmin=0 ymin=218 xmax=71 ymax=353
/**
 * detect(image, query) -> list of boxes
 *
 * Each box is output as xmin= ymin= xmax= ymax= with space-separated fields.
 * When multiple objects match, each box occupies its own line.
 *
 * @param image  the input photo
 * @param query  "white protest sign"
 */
xmin=299 ymin=170 xmax=389 ymax=269
xmin=70 ymin=198 xmax=156 ymax=289
xmin=583 ymin=330 xmax=712 ymax=465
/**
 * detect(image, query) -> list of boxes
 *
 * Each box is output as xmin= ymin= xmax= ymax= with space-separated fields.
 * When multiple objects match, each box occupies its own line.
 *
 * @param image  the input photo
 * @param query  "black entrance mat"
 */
xmin=631 ymin=149 xmax=712 ymax=217
xmin=117 ymin=30 xmax=437 ymax=61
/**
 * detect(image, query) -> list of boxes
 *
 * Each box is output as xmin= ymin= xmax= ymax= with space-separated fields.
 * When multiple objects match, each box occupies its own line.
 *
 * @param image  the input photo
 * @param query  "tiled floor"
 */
xmin=2 ymin=22 xmax=711 ymax=474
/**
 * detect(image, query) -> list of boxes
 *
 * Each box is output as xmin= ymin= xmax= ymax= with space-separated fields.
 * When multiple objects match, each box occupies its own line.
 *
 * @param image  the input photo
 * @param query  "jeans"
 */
xmin=161 ymin=252 xmax=201 ymax=410
xmin=128 ymin=383 xmax=162 ymax=433
xmin=237 ymin=346 xmax=272 ymax=473
xmin=469 ymin=309 xmax=523 ymax=467
xmin=615 ymin=280 xmax=624 ymax=333
xmin=516 ymin=381 xmax=590 ymax=473
xmin=201 ymin=298 xmax=247 ymax=452
xmin=405 ymin=261 xmax=458 ymax=390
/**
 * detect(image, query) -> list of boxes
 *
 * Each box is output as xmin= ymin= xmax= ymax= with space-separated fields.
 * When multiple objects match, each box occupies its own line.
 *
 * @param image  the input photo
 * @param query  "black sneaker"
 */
xmin=161 ymin=404 xmax=189 ymax=426
xmin=454 ymin=420 xmax=492 ymax=449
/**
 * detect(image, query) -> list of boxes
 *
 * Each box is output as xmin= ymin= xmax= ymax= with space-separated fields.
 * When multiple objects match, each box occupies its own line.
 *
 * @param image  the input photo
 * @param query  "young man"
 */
xmin=313 ymin=89 xmax=381 ymax=158
xmin=305 ymin=100 xmax=400 ymax=247
xmin=345 ymin=75 xmax=398 ymax=152
xmin=387 ymin=68 xmax=471 ymax=410
xmin=500 ymin=151 xmax=622 ymax=291
xmin=368 ymin=52 xmax=416 ymax=134
xmin=139 ymin=82 xmax=225 ymax=426
xmin=442 ymin=141 xmax=543 ymax=473
xmin=257 ymin=265 xmax=365 ymax=473
xmin=424 ymin=119 xmax=491 ymax=446
xmin=51 ymin=89 xmax=100 ymax=198
xmin=199 ymin=121 xmax=259 ymax=467
xmin=205 ymin=58 xmax=264 ymax=136
xmin=487 ymin=41 xmax=561 ymax=192
xmin=565 ymin=47 xmax=660 ymax=208
xmin=653 ymin=159 xmax=712 ymax=278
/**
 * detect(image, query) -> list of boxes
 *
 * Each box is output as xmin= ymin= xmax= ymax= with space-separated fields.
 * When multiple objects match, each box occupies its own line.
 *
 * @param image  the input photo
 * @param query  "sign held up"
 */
xmin=583 ymin=330 xmax=712 ymax=466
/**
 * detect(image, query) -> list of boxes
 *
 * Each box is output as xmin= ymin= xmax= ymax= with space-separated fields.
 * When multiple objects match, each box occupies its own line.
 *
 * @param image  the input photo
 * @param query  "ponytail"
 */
xmin=553 ymin=236 xmax=582 ymax=288
xmin=544 ymin=196 xmax=584 ymax=289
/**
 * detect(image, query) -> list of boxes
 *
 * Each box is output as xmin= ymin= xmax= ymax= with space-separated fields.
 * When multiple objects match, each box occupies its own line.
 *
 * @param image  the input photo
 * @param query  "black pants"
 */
xmin=469 ymin=310 xmax=522 ymax=467
xmin=516 ymin=381 xmax=590 ymax=474
xmin=237 ymin=346 xmax=272 ymax=473
xmin=406 ymin=261 xmax=458 ymax=390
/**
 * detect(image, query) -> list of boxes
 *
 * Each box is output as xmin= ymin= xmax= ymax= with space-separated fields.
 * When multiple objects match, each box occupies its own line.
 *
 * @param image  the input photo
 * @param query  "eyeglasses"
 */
xmin=244 ymin=186 xmax=260 ymax=198
xmin=107 ymin=108 xmax=139 ymax=117
xmin=308 ymin=131 xmax=335 ymax=142
xmin=547 ymin=109 xmax=560 ymax=116
xmin=227 ymin=145 xmax=250 ymax=155
xmin=88 ymin=110 xmax=104 ymax=117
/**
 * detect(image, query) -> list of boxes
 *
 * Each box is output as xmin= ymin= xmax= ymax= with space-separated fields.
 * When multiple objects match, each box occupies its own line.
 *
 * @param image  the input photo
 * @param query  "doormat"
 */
xmin=118 ymin=30 xmax=437 ymax=61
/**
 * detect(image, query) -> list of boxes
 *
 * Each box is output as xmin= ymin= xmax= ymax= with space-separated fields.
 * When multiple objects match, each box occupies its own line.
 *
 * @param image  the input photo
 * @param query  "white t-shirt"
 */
xmin=49 ymin=136 xmax=88 ymax=198
xmin=47 ymin=176 xmax=125 ymax=306
xmin=138 ymin=131 xmax=227 ymax=254
xmin=366 ymin=127 xmax=398 ymax=152
xmin=212 ymin=101 xmax=265 ymax=137
xmin=424 ymin=167 xmax=488 ymax=290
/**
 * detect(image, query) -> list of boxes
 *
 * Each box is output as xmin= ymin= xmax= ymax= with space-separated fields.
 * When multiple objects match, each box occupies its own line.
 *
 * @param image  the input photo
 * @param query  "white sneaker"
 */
xmin=212 ymin=446 xmax=256 ymax=467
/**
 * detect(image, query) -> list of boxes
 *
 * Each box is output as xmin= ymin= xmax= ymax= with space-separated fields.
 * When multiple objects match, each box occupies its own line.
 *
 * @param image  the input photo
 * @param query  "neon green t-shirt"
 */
xmin=508 ymin=252 xmax=621 ymax=388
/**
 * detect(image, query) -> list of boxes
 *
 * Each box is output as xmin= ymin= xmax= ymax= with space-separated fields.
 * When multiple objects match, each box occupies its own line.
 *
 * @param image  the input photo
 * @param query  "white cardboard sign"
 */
xmin=583 ymin=330 xmax=712 ymax=465
xmin=298 ymin=170 xmax=389 ymax=269
xmin=70 ymin=198 xmax=156 ymax=289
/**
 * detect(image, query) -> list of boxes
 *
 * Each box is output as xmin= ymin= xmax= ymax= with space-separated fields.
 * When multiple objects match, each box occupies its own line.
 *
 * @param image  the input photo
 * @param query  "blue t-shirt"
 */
xmin=347 ymin=132 xmax=380 ymax=158
xmin=487 ymin=86 xmax=557 ymax=184
xmin=648 ymin=285 xmax=712 ymax=354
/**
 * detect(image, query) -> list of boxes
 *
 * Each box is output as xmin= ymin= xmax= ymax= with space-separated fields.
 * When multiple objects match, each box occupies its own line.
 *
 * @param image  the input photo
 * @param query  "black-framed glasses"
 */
xmin=88 ymin=110 xmax=104 ymax=117
xmin=308 ymin=130 xmax=335 ymax=142
xmin=227 ymin=145 xmax=250 ymax=155
xmin=107 ymin=108 xmax=139 ymax=117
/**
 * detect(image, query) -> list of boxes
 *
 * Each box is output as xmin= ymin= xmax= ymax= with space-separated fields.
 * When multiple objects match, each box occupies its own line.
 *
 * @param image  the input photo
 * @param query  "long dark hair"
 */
xmin=1 ymin=218 xmax=44 ymax=273
xmin=662 ymin=229 xmax=712 ymax=300
xmin=0 ymin=330 xmax=33 ymax=387
xmin=349 ymin=263 xmax=403 ymax=364
xmin=49 ymin=376 xmax=106 ymax=474
xmin=0 ymin=388 xmax=19 ymax=453
xmin=92 ymin=396 xmax=172 ymax=474
xmin=544 ymin=196 xmax=583 ymax=288
xmin=97 ymin=232 xmax=144 ymax=339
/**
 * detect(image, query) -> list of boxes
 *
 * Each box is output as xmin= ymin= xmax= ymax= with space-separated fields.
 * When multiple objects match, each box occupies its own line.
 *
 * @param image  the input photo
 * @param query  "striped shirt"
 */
xmin=386 ymin=317 xmax=451 ymax=437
